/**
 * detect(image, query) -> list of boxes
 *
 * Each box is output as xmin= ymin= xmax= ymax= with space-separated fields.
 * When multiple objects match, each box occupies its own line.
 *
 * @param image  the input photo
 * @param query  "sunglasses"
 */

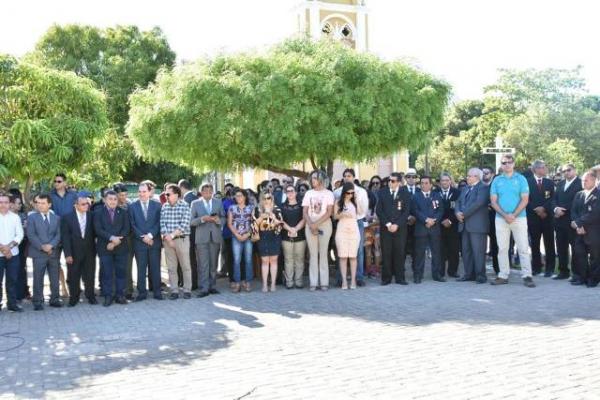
xmin=264 ymin=196 xmax=272 ymax=200
xmin=406 ymin=175 xmax=416 ymax=179
xmin=346 ymin=191 xmax=355 ymax=195
xmin=372 ymin=181 xmax=381 ymax=185
xmin=501 ymin=161 xmax=514 ymax=165
xmin=54 ymin=180 xmax=63 ymax=184
xmin=389 ymin=179 xmax=398 ymax=183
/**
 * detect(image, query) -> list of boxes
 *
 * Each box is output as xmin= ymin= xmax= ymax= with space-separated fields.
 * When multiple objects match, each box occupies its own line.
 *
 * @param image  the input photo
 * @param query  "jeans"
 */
xmin=496 ymin=217 xmax=532 ymax=279
xmin=0 ymin=255 xmax=19 ymax=307
xmin=232 ymin=236 xmax=253 ymax=282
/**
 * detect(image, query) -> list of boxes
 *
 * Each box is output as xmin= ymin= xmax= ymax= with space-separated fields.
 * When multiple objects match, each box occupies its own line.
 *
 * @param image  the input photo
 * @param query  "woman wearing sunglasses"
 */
xmin=253 ymin=192 xmax=283 ymax=292
xmin=334 ymin=182 xmax=360 ymax=289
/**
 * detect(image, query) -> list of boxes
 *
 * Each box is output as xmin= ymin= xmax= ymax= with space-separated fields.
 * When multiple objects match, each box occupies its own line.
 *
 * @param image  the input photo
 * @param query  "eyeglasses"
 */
xmin=54 ymin=180 xmax=63 ymax=184
xmin=501 ymin=161 xmax=514 ymax=165
xmin=406 ymin=175 xmax=416 ymax=179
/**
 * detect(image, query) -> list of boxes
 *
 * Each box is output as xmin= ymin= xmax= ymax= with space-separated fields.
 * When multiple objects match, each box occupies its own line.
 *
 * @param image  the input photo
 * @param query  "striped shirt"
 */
xmin=160 ymin=200 xmax=191 ymax=236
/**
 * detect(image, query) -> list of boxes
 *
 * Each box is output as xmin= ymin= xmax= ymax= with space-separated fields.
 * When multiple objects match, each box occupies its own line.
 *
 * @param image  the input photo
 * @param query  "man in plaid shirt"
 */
xmin=160 ymin=184 xmax=193 ymax=299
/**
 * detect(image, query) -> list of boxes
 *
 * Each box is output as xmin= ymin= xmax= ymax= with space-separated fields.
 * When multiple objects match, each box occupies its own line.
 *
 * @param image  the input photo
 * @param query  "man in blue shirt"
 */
xmin=50 ymin=173 xmax=78 ymax=218
xmin=490 ymin=154 xmax=535 ymax=287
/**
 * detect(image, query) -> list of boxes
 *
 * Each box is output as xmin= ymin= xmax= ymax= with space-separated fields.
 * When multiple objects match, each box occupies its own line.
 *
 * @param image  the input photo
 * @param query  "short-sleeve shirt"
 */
xmin=490 ymin=172 xmax=529 ymax=218
xmin=301 ymin=189 xmax=334 ymax=221
xmin=228 ymin=204 xmax=254 ymax=236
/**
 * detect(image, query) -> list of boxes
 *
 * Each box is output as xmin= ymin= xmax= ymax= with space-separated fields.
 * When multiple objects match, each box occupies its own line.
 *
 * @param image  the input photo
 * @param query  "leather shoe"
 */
xmin=115 ymin=296 xmax=127 ymax=304
xmin=571 ymin=280 xmax=585 ymax=286
xmin=125 ymin=294 xmax=134 ymax=300
xmin=456 ymin=277 xmax=473 ymax=282
xmin=103 ymin=297 xmax=113 ymax=307
xmin=414 ymin=278 xmax=422 ymax=284
xmin=8 ymin=304 xmax=23 ymax=312
xmin=544 ymin=272 xmax=553 ymax=278
xmin=49 ymin=300 xmax=63 ymax=308
xmin=34 ymin=304 xmax=44 ymax=311
xmin=552 ymin=273 xmax=570 ymax=280
xmin=395 ymin=280 xmax=408 ymax=285
xmin=476 ymin=277 xmax=487 ymax=284
xmin=68 ymin=299 xmax=79 ymax=307
xmin=380 ymin=280 xmax=391 ymax=286
xmin=586 ymin=280 xmax=599 ymax=288
xmin=433 ymin=277 xmax=446 ymax=282
xmin=357 ymin=280 xmax=366 ymax=287
xmin=135 ymin=295 xmax=147 ymax=302
xmin=197 ymin=291 xmax=209 ymax=298
xmin=88 ymin=297 xmax=98 ymax=305
xmin=448 ymin=273 xmax=459 ymax=278
xmin=169 ymin=293 xmax=179 ymax=300
xmin=153 ymin=294 xmax=164 ymax=300
xmin=209 ymin=289 xmax=220 ymax=295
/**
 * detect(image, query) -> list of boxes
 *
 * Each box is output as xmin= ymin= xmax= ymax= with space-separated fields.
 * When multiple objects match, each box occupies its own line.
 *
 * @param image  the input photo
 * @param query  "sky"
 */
xmin=2 ymin=0 xmax=599 ymax=100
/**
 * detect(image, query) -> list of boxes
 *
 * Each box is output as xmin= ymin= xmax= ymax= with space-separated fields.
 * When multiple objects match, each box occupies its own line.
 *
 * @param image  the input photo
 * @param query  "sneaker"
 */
xmin=523 ymin=277 xmax=536 ymax=288
xmin=490 ymin=277 xmax=509 ymax=285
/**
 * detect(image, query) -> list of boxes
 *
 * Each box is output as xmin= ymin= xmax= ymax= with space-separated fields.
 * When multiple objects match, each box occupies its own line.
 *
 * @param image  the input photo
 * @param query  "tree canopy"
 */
xmin=127 ymin=38 xmax=450 ymax=177
xmin=0 ymin=54 xmax=108 ymax=192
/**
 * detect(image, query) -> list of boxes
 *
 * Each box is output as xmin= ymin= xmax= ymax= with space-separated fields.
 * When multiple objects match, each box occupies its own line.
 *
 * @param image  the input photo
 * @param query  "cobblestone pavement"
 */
xmin=1 ymin=264 xmax=599 ymax=400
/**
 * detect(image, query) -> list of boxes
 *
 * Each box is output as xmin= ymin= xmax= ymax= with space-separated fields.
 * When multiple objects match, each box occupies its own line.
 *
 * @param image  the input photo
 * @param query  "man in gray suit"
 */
xmin=190 ymin=184 xmax=225 ymax=297
xmin=456 ymin=168 xmax=490 ymax=284
xmin=27 ymin=194 xmax=63 ymax=310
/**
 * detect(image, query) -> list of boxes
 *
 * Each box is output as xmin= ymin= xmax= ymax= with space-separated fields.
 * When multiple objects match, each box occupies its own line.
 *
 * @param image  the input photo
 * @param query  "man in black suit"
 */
xmin=551 ymin=163 xmax=582 ymax=280
xmin=179 ymin=179 xmax=198 ymax=290
xmin=571 ymin=170 xmax=600 ymax=287
xmin=130 ymin=182 xmax=163 ymax=301
xmin=526 ymin=160 xmax=556 ymax=277
xmin=404 ymin=168 xmax=420 ymax=275
xmin=376 ymin=172 xmax=412 ymax=285
xmin=61 ymin=195 xmax=96 ymax=306
xmin=482 ymin=167 xmax=499 ymax=274
xmin=437 ymin=173 xmax=460 ymax=278
xmin=412 ymin=176 xmax=445 ymax=283
xmin=94 ymin=190 xmax=131 ymax=306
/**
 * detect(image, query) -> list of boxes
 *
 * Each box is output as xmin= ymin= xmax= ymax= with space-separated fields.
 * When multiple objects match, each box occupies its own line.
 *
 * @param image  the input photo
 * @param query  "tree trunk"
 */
xmin=326 ymin=160 xmax=334 ymax=179
xmin=24 ymin=174 xmax=34 ymax=203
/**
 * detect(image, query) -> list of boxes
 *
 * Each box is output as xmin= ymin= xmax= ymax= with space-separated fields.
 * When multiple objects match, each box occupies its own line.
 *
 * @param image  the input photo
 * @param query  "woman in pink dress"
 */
xmin=334 ymin=182 xmax=360 ymax=289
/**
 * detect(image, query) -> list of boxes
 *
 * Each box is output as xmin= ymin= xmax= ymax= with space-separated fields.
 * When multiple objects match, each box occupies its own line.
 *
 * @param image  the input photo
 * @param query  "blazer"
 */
xmin=183 ymin=191 xmax=197 ymax=206
xmin=129 ymin=199 xmax=162 ymax=250
xmin=61 ymin=211 xmax=95 ymax=260
xmin=437 ymin=186 xmax=460 ymax=225
xmin=526 ymin=176 xmax=555 ymax=222
xmin=375 ymin=186 xmax=412 ymax=231
xmin=190 ymin=197 xmax=225 ymax=244
xmin=573 ymin=188 xmax=600 ymax=245
xmin=551 ymin=177 xmax=582 ymax=228
xmin=456 ymin=182 xmax=490 ymax=234
xmin=27 ymin=212 xmax=61 ymax=259
xmin=411 ymin=191 xmax=444 ymax=237
xmin=93 ymin=206 xmax=130 ymax=256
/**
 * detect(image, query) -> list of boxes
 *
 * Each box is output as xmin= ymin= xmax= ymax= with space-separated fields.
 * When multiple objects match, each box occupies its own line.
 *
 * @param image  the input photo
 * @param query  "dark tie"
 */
xmin=425 ymin=193 xmax=429 ymax=199
xmin=43 ymin=214 xmax=50 ymax=227
xmin=443 ymin=191 xmax=448 ymax=200
xmin=108 ymin=208 xmax=115 ymax=223
xmin=466 ymin=187 xmax=473 ymax=199
xmin=537 ymin=179 xmax=543 ymax=192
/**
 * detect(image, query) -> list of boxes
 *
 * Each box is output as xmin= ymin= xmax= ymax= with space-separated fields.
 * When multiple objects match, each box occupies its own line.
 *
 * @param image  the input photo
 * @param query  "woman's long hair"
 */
xmin=337 ymin=182 xmax=357 ymax=214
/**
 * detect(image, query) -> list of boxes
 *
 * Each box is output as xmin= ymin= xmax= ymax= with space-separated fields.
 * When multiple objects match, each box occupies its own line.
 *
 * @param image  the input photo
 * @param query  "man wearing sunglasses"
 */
xmin=490 ymin=154 xmax=535 ymax=287
xmin=551 ymin=163 xmax=582 ymax=280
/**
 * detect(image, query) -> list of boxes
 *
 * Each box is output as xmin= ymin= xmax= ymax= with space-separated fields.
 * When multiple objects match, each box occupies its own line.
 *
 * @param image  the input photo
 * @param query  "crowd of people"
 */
xmin=1 ymin=153 xmax=599 ymax=313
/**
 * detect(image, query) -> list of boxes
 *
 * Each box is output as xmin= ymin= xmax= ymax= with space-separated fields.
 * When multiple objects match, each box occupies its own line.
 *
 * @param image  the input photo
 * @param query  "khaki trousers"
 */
xmin=164 ymin=236 xmax=192 ymax=293
xmin=282 ymin=240 xmax=306 ymax=287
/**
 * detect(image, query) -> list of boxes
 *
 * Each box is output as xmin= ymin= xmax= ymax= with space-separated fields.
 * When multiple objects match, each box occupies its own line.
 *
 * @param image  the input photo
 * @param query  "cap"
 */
xmin=406 ymin=168 xmax=417 ymax=175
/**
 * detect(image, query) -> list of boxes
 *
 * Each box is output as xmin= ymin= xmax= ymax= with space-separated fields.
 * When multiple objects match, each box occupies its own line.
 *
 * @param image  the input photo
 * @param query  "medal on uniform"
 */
xmin=545 ymin=190 xmax=550 ymax=199
xmin=397 ymin=201 xmax=402 ymax=210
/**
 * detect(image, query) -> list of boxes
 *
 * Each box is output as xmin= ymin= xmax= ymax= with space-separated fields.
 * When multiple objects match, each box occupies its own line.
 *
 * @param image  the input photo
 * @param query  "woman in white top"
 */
xmin=302 ymin=170 xmax=335 ymax=291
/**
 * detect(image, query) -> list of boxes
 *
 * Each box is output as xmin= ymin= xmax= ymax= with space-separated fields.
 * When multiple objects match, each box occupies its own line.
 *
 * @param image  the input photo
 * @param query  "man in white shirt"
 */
xmin=0 ymin=192 xmax=25 ymax=312
xmin=334 ymin=168 xmax=369 ymax=286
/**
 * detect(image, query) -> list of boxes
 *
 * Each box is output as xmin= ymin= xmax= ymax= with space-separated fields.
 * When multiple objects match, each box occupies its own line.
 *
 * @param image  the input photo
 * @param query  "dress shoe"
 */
xmin=103 ymin=297 xmax=113 ymax=307
xmin=183 ymin=292 xmax=192 ymax=299
xmin=88 ymin=297 xmax=98 ymax=305
xmin=153 ymin=294 xmax=164 ymax=300
xmin=169 ymin=293 xmax=179 ymax=300
xmin=395 ymin=280 xmax=408 ymax=285
xmin=571 ymin=280 xmax=585 ymax=286
xmin=490 ymin=277 xmax=509 ymax=285
xmin=49 ymin=300 xmax=63 ymax=308
xmin=448 ymin=273 xmax=459 ymax=278
xmin=544 ymin=272 xmax=553 ymax=278
xmin=587 ymin=280 xmax=599 ymax=288
xmin=68 ymin=299 xmax=79 ymax=307
xmin=125 ymin=294 xmax=134 ymax=301
xmin=552 ymin=273 xmax=569 ymax=280
xmin=197 ymin=291 xmax=209 ymax=298
xmin=7 ymin=304 xmax=23 ymax=313
xmin=433 ymin=277 xmax=446 ymax=282
xmin=286 ymin=285 xmax=294 ymax=290
xmin=476 ymin=277 xmax=487 ymax=284
xmin=356 ymin=280 xmax=366 ymax=287
xmin=523 ymin=277 xmax=536 ymax=288
xmin=456 ymin=277 xmax=473 ymax=282
xmin=135 ymin=295 xmax=147 ymax=302
xmin=380 ymin=280 xmax=391 ymax=286
xmin=34 ymin=304 xmax=44 ymax=311
xmin=414 ymin=278 xmax=422 ymax=284
xmin=115 ymin=296 xmax=127 ymax=304
xmin=209 ymin=289 xmax=220 ymax=295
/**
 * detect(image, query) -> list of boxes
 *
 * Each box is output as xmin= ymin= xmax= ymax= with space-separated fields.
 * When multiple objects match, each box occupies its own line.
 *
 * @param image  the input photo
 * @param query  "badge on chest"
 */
xmin=545 ymin=190 xmax=551 ymax=199
xmin=432 ymin=200 xmax=439 ymax=209
xmin=397 ymin=200 xmax=402 ymax=211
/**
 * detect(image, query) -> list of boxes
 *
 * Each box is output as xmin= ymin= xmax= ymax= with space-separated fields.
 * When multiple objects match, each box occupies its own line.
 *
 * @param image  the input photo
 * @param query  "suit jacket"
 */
xmin=27 ymin=212 xmax=61 ymax=258
xmin=456 ymin=182 xmax=490 ymax=234
xmin=375 ymin=187 xmax=412 ymax=231
xmin=437 ymin=186 xmax=460 ymax=226
xmin=551 ymin=177 xmax=582 ymax=228
xmin=526 ymin=175 xmax=555 ymax=223
xmin=93 ymin=206 xmax=130 ymax=256
xmin=573 ymin=187 xmax=600 ymax=245
xmin=61 ymin=211 xmax=95 ymax=260
xmin=183 ymin=191 xmax=197 ymax=206
xmin=190 ymin=197 xmax=225 ymax=244
xmin=411 ymin=191 xmax=444 ymax=237
xmin=129 ymin=199 xmax=162 ymax=250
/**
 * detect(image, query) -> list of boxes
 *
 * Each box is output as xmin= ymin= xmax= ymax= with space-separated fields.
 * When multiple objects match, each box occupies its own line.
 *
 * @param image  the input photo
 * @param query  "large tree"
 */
xmin=127 ymin=39 xmax=450 ymax=177
xmin=0 ymin=54 xmax=108 ymax=195
xmin=26 ymin=24 xmax=200 ymax=183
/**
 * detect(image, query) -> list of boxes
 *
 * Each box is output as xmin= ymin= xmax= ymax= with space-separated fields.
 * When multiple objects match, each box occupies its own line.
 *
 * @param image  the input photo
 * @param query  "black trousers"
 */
xmin=555 ymin=225 xmax=577 ymax=277
xmin=488 ymin=218 xmax=499 ymax=274
xmin=380 ymin=227 xmax=407 ymax=283
xmin=68 ymin=252 xmax=96 ymax=301
xmin=406 ymin=224 xmax=416 ymax=272
xmin=529 ymin=218 xmax=556 ymax=274
xmin=415 ymin=231 xmax=442 ymax=280
xmin=440 ymin=225 xmax=460 ymax=276
xmin=572 ymin=236 xmax=600 ymax=283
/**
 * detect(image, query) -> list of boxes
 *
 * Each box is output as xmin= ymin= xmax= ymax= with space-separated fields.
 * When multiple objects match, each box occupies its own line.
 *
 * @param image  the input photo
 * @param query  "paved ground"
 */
xmin=1 ymin=264 xmax=599 ymax=400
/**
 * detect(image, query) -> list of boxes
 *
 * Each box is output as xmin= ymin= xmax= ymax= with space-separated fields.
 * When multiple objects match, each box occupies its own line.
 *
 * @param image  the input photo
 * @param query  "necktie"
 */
xmin=425 ymin=193 xmax=429 ymax=199
xmin=443 ymin=191 xmax=448 ymax=200
xmin=108 ymin=208 xmax=115 ymax=223
xmin=142 ymin=202 xmax=148 ymax=220
xmin=43 ymin=214 xmax=50 ymax=227
xmin=206 ymin=200 xmax=212 ymax=215
xmin=466 ymin=187 xmax=473 ymax=199
xmin=537 ymin=179 xmax=543 ymax=192
xmin=391 ymin=190 xmax=395 ymax=199
xmin=410 ymin=187 xmax=414 ymax=195
xmin=79 ymin=213 xmax=86 ymax=238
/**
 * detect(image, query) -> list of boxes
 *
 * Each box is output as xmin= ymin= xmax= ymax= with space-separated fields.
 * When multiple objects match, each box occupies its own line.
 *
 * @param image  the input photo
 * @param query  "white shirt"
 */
xmin=202 ymin=198 xmax=212 ymax=215
xmin=0 ymin=211 xmax=24 ymax=257
xmin=334 ymin=184 xmax=369 ymax=220
xmin=407 ymin=185 xmax=417 ymax=195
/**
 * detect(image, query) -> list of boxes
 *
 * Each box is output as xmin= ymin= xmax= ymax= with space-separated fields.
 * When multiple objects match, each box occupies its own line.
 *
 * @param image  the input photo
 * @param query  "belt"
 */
xmin=174 ymin=235 xmax=190 ymax=240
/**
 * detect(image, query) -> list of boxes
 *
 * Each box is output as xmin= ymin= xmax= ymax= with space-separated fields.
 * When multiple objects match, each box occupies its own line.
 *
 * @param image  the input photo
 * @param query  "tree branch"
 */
xmin=310 ymin=154 xmax=318 ymax=171
xmin=265 ymin=164 xmax=309 ymax=179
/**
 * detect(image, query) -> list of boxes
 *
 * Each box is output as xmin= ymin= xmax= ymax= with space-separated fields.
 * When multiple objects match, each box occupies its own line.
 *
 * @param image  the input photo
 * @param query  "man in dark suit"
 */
xmin=179 ymin=179 xmax=198 ymax=291
xmin=482 ymin=167 xmax=499 ymax=274
xmin=130 ymin=182 xmax=163 ymax=301
xmin=94 ymin=190 xmax=131 ymax=306
xmin=571 ymin=170 xmax=600 ymax=287
xmin=412 ymin=176 xmax=445 ymax=283
xmin=456 ymin=168 xmax=490 ymax=283
xmin=61 ymin=195 xmax=96 ymax=306
xmin=526 ymin=160 xmax=556 ymax=277
xmin=376 ymin=172 xmax=412 ymax=285
xmin=27 ymin=194 xmax=62 ymax=310
xmin=404 ymin=168 xmax=420 ymax=275
xmin=190 ymin=184 xmax=225 ymax=297
xmin=551 ymin=163 xmax=582 ymax=280
xmin=437 ymin=173 xmax=460 ymax=278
